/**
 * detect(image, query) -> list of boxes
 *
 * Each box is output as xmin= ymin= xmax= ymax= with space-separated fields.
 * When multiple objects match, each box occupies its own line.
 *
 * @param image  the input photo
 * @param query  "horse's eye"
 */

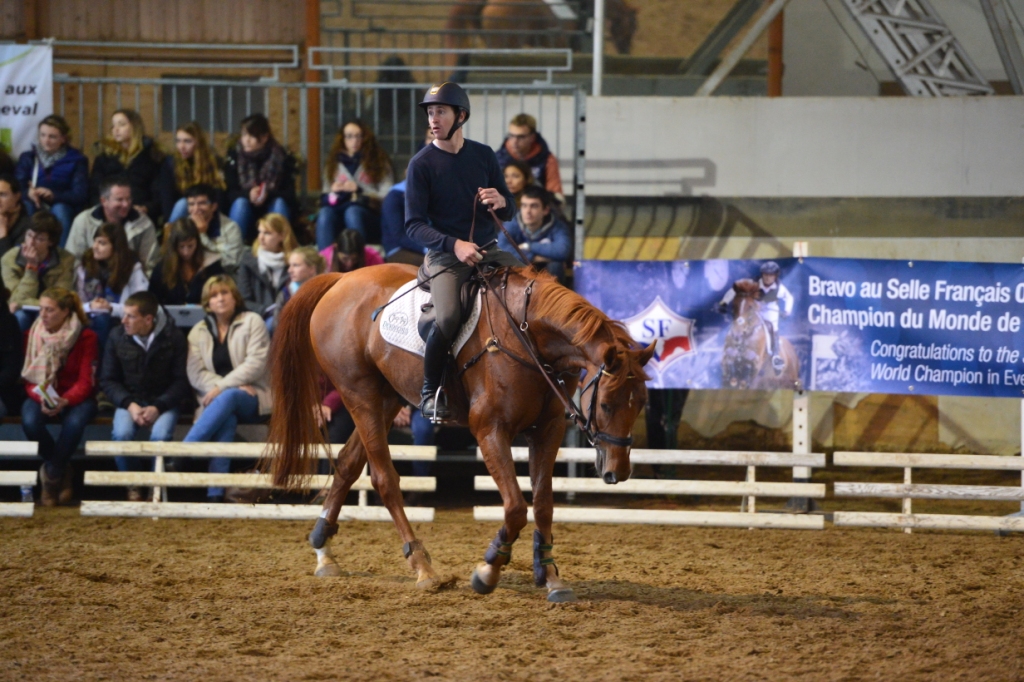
xmin=600 ymin=403 xmax=611 ymax=413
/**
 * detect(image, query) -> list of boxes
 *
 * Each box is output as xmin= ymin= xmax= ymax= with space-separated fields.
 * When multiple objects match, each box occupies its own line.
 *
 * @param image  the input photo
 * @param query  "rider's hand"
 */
xmin=454 ymin=239 xmax=483 ymax=265
xmin=477 ymin=187 xmax=506 ymax=211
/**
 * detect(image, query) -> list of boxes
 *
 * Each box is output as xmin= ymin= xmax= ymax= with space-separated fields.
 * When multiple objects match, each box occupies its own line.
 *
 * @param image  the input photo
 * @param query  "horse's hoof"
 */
xmin=547 ymin=588 xmax=577 ymax=603
xmin=416 ymin=576 xmax=438 ymax=590
xmin=314 ymin=563 xmax=344 ymax=578
xmin=470 ymin=568 xmax=497 ymax=595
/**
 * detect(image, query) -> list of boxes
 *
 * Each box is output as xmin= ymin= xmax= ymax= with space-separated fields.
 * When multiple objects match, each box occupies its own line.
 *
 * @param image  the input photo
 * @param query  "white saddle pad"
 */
xmin=377 ymin=279 xmax=481 ymax=357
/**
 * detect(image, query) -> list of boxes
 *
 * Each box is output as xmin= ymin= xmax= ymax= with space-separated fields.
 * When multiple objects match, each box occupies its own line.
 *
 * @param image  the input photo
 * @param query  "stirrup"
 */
xmin=422 ymin=386 xmax=450 ymax=424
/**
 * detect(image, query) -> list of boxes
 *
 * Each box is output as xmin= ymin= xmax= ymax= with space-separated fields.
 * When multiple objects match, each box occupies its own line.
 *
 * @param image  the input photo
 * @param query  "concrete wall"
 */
xmin=582 ymin=95 xmax=1024 ymax=197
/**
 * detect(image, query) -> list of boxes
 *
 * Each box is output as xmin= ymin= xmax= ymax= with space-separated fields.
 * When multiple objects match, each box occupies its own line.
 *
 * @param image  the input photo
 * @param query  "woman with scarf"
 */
xmin=14 ymin=115 xmax=89 ymax=244
xmin=184 ymin=275 xmax=271 ymax=502
xmin=148 ymin=219 xmax=224 ymax=306
xmin=224 ymin=114 xmax=297 ymax=242
xmin=75 ymin=222 xmax=149 ymax=350
xmin=89 ymin=109 xmax=164 ymax=220
xmin=20 ymin=287 xmax=98 ymax=506
xmin=314 ymin=120 xmax=394 ymax=249
xmin=236 ymin=213 xmax=296 ymax=332
xmin=158 ymin=121 xmax=226 ymax=223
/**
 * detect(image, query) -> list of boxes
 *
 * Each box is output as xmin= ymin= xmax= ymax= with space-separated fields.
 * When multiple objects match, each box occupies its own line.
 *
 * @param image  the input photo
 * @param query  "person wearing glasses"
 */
xmin=494 ymin=113 xmax=564 ymax=204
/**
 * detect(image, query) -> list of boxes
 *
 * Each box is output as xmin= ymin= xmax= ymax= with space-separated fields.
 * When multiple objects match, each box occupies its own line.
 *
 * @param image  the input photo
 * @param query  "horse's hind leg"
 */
xmin=526 ymin=415 xmax=577 ymax=603
xmin=471 ymin=427 xmax=528 ymax=595
xmin=309 ymin=431 xmax=368 ymax=577
xmin=350 ymin=386 xmax=440 ymax=589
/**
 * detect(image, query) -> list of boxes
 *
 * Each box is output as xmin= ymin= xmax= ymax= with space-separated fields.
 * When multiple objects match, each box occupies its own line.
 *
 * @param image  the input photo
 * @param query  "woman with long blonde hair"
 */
xmin=235 ymin=213 xmax=297 ymax=332
xmin=89 ymin=109 xmax=164 ymax=219
xmin=314 ymin=119 xmax=394 ymax=249
xmin=19 ymin=287 xmax=99 ymax=506
xmin=160 ymin=121 xmax=225 ymax=223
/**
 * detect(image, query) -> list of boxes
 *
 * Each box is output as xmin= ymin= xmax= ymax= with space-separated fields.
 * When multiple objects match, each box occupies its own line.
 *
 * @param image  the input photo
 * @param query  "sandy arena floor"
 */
xmin=2 ymin=508 xmax=1023 ymax=681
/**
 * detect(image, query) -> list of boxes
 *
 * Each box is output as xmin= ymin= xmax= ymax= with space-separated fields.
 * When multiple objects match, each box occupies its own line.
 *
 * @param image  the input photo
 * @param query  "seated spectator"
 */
xmin=224 ymin=114 xmax=297 ymax=241
xmin=158 ymin=122 xmax=226 ymax=223
xmin=315 ymin=120 xmax=394 ymax=249
xmin=184 ymin=275 xmax=272 ymax=502
xmin=20 ymin=287 xmax=98 ymax=506
xmin=2 ymin=211 xmax=75 ymax=331
xmin=67 ymin=175 xmax=159 ymax=276
xmin=75 ymin=222 xmax=149 ymax=350
xmin=90 ymin=109 xmax=164 ymax=220
xmin=379 ymin=180 xmax=427 ymax=265
xmin=149 ymin=219 xmax=225 ymax=306
xmin=178 ymin=184 xmax=244 ymax=275
xmin=271 ymin=245 xmax=325 ymax=330
xmin=321 ymin=229 xmax=383 ymax=275
xmin=236 ymin=213 xmax=296 ymax=328
xmin=15 ymin=115 xmax=89 ymax=242
xmin=502 ymin=159 xmax=534 ymax=209
xmin=0 ymin=174 xmax=31 ymax=256
xmin=497 ymin=185 xmax=572 ymax=281
xmin=0 ymin=284 xmax=24 ymax=420
xmin=495 ymin=113 xmax=564 ymax=202
xmin=100 ymin=291 xmax=191 ymax=501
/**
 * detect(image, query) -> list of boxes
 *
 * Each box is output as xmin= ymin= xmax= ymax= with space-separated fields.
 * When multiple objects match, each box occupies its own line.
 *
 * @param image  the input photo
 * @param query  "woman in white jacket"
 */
xmin=183 ymin=274 xmax=272 ymax=502
xmin=74 ymin=221 xmax=148 ymax=350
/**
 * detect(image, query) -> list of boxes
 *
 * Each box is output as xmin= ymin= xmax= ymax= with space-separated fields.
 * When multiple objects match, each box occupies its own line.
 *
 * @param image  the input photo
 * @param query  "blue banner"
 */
xmin=575 ymin=258 xmax=1024 ymax=397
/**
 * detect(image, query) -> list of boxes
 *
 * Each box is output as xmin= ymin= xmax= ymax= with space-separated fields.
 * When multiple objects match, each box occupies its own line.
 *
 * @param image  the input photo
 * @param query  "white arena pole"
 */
xmin=592 ymin=0 xmax=605 ymax=96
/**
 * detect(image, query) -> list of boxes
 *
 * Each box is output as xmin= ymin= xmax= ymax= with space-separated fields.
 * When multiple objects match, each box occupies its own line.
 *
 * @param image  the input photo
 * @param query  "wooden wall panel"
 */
xmin=0 ymin=2 xmax=26 ymax=40
xmin=30 ymin=0 xmax=302 ymax=43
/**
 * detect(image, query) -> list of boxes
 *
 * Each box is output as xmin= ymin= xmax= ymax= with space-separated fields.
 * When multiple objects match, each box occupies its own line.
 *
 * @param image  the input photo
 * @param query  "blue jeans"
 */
xmin=112 ymin=407 xmax=179 ymax=472
xmin=21 ymin=398 xmax=98 ymax=478
xmin=26 ymin=201 xmax=76 ymax=248
xmin=315 ymin=202 xmax=380 ymax=249
xmin=14 ymin=308 xmax=38 ymax=332
xmin=409 ymin=408 xmax=434 ymax=477
xmin=229 ymin=197 xmax=290 ymax=242
xmin=183 ymin=388 xmax=261 ymax=497
xmin=168 ymin=198 xmax=188 ymax=223
xmin=89 ymin=313 xmax=115 ymax=357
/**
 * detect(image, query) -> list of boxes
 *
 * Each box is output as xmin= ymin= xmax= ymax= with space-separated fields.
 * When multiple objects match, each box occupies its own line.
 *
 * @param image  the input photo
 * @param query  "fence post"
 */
xmin=787 ymin=240 xmax=814 ymax=513
xmin=573 ymin=88 xmax=587 ymax=264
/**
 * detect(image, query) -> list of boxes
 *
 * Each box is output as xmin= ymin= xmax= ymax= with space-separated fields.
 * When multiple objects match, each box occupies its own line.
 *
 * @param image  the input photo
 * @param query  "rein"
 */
xmin=467 ymin=201 xmax=633 ymax=447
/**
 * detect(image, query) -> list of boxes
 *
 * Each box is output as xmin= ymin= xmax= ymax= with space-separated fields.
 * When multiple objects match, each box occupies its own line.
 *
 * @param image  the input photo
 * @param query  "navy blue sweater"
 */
xmin=404 ymin=140 xmax=515 ymax=253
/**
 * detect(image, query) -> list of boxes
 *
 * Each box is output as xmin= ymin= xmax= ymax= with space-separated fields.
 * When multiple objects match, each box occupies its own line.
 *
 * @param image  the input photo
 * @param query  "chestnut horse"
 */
xmin=265 ymin=264 xmax=653 ymax=602
xmin=722 ymin=279 xmax=801 ymax=390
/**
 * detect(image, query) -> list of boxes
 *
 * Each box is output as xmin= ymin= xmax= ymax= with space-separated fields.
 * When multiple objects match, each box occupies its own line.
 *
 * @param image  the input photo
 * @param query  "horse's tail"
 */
xmin=261 ymin=272 xmax=345 ymax=490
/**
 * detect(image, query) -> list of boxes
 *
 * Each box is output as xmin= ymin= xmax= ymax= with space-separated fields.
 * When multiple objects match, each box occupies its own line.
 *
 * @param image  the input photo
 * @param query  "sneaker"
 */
xmin=126 ymin=486 xmax=145 ymax=502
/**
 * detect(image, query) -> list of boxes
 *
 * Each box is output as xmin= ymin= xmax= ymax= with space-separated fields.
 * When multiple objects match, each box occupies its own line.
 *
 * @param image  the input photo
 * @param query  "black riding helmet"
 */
xmin=419 ymin=82 xmax=471 ymax=141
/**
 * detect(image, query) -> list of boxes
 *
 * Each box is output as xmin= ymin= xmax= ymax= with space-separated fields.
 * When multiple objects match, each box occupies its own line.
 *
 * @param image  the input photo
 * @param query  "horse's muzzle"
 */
xmin=603 ymin=471 xmax=619 ymax=485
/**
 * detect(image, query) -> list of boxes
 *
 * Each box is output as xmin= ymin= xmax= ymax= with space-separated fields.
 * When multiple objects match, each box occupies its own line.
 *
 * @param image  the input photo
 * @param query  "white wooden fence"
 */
xmin=80 ymin=442 xmax=437 ymax=521
xmin=832 ymin=451 xmax=1024 ymax=533
xmin=473 ymin=447 xmax=827 ymax=530
xmin=0 ymin=441 xmax=38 ymax=517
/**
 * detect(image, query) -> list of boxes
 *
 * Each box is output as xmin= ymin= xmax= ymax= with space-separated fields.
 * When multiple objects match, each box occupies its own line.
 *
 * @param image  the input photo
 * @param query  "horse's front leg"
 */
xmin=526 ymin=414 xmax=577 ymax=603
xmin=471 ymin=427 xmax=528 ymax=595
xmin=309 ymin=431 xmax=367 ymax=577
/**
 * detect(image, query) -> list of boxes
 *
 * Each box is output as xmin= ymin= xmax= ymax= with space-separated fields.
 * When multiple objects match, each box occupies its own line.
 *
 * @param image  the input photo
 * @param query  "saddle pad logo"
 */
xmin=624 ymin=296 xmax=696 ymax=371
xmin=381 ymin=311 xmax=411 ymax=336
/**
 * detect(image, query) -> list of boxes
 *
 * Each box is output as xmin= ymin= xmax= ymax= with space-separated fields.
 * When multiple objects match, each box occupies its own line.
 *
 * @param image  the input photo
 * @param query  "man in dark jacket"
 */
xmin=497 ymin=185 xmax=572 ymax=282
xmin=100 ymin=291 xmax=191 ymax=500
xmin=0 ymin=175 xmax=31 ymax=257
xmin=494 ymin=113 xmax=564 ymax=202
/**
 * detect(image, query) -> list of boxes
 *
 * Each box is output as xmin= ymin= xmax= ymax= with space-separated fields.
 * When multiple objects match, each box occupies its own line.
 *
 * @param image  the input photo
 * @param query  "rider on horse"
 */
xmin=404 ymin=82 xmax=520 ymax=420
xmin=719 ymin=261 xmax=794 ymax=372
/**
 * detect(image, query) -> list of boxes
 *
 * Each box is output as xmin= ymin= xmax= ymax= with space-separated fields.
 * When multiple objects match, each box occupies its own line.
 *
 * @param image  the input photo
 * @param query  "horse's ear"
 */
xmin=603 ymin=345 xmax=619 ymax=369
xmin=638 ymin=341 xmax=656 ymax=367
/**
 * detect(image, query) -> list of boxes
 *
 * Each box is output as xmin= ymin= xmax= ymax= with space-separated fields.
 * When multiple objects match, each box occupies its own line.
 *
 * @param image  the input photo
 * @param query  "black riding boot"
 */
xmin=420 ymin=323 xmax=452 ymax=421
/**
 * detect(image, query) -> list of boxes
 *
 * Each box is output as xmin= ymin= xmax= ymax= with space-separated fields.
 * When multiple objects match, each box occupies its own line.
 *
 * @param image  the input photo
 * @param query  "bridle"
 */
xmin=462 ymin=205 xmax=636 ymax=448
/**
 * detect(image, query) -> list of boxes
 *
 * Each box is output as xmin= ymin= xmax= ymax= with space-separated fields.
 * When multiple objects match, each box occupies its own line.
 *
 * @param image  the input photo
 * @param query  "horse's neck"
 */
xmin=531 ymin=297 xmax=613 ymax=371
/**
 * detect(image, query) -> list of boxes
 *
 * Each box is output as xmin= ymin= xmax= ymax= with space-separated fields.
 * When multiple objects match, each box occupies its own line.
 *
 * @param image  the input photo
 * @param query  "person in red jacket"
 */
xmin=20 ymin=287 xmax=98 ymax=506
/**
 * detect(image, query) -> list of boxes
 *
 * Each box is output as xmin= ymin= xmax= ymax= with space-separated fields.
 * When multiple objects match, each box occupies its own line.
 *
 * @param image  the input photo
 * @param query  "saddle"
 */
xmin=414 ymin=262 xmax=502 ymax=342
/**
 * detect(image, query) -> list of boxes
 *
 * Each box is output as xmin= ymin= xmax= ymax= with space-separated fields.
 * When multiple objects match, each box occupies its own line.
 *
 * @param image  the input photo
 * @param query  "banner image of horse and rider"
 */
xmin=576 ymin=257 xmax=1024 ymax=398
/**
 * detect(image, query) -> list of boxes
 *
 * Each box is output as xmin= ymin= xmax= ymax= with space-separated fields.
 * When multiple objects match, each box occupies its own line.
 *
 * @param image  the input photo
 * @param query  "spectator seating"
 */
xmin=474 ymin=446 xmax=826 ymax=529
xmin=81 ymin=441 xmax=436 ymax=520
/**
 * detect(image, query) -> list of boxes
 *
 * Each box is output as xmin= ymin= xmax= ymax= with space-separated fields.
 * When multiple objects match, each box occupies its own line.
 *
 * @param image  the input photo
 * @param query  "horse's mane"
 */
xmin=525 ymin=269 xmax=650 ymax=387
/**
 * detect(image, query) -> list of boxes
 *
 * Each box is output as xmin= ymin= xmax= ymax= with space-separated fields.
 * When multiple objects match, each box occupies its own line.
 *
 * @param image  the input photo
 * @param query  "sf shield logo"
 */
xmin=624 ymin=297 xmax=696 ymax=371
